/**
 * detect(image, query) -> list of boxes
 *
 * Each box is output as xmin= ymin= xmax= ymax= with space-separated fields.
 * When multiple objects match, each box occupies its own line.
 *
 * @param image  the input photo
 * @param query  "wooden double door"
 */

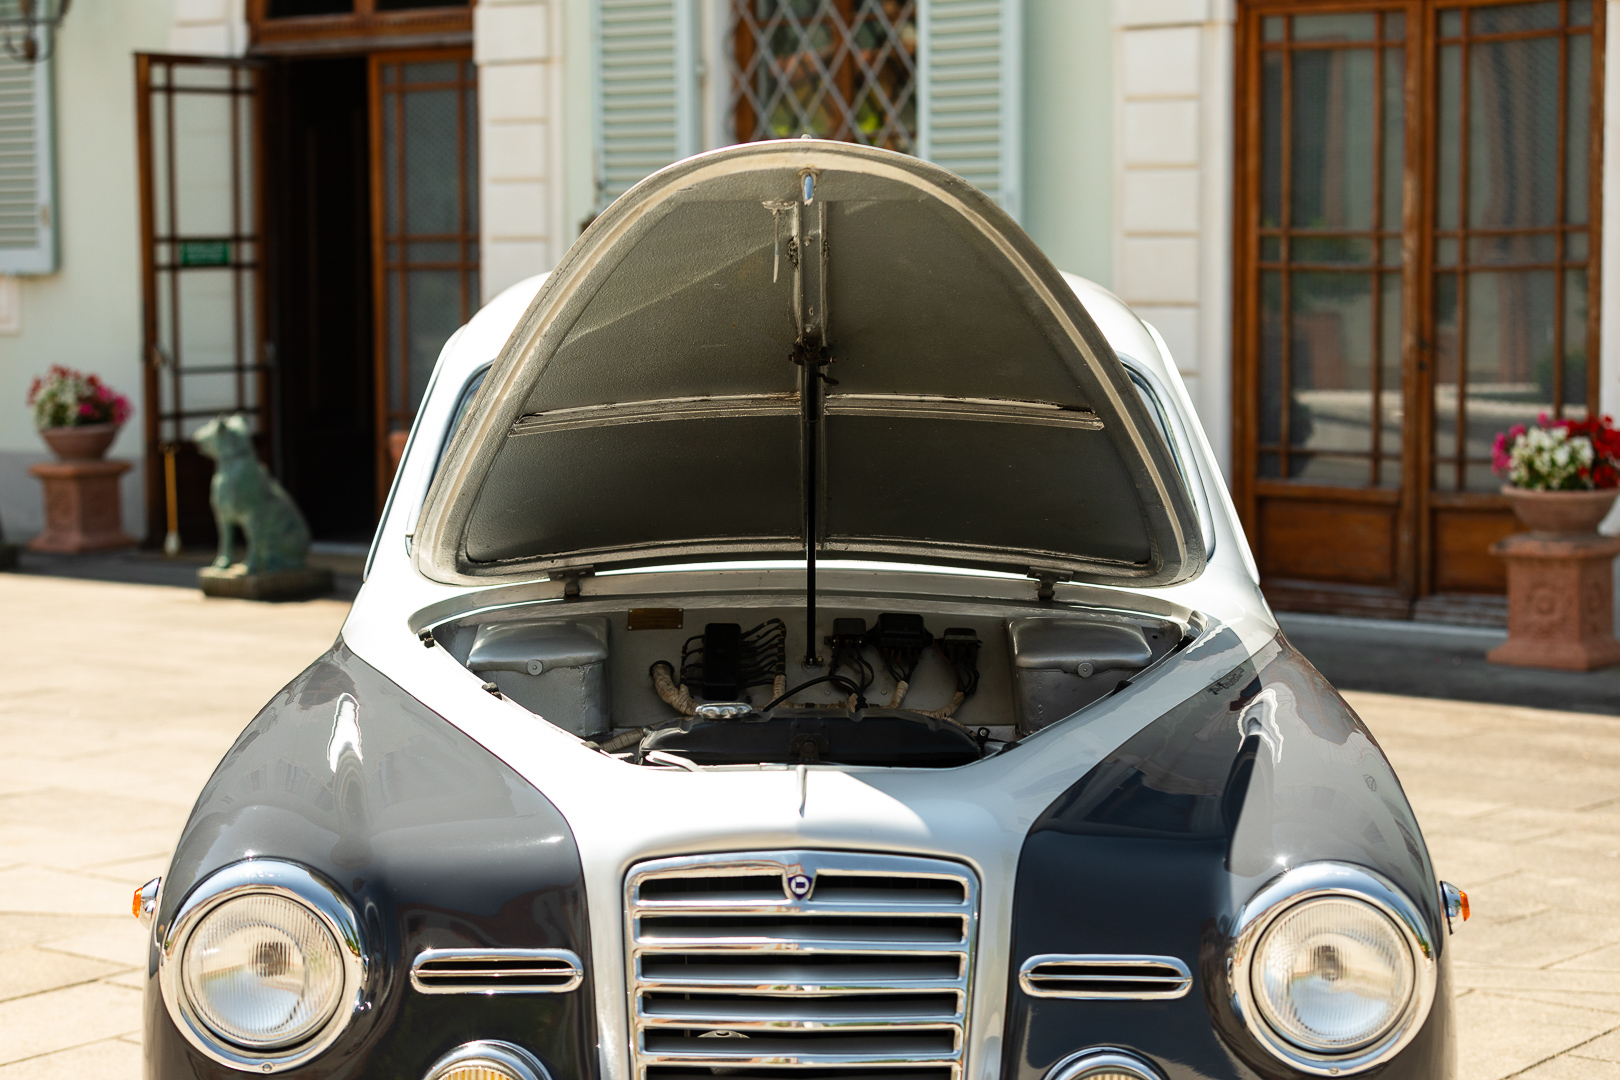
xmin=1234 ymin=0 xmax=1604 ymax=620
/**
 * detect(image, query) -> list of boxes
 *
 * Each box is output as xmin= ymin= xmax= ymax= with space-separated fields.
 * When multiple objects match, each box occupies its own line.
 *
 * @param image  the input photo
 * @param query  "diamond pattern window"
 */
xmin=730 ymin=0 xmax=918 ymax=152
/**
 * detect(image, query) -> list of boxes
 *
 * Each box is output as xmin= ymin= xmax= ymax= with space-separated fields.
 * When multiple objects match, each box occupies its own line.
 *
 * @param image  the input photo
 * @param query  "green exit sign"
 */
xmin=178 ymin=240 xmax=231 ymax=267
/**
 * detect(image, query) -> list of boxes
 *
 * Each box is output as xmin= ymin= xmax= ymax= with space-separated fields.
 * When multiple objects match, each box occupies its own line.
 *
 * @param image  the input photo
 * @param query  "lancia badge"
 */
xmin=786 ymin=871 xmax=813 ymax=899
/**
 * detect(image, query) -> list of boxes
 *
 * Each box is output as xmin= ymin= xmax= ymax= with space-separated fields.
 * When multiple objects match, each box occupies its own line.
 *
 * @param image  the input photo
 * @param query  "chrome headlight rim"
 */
xmin=1228 ymin=861 xmax=1437 ymax=1077
xmin=158 ymin=859 xmax=367 ymax=1073
xmin=425 ymin=1041 xmax=553 ymax=1080
xmin=1045 ymin=1046 xmax=1164 ymax=1080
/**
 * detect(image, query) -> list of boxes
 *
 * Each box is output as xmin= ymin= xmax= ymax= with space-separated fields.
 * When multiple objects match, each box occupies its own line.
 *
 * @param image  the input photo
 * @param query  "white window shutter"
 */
xmin=918 ymin=0 xmax=1022 ymax=221
xmin=593 ymin=0 xmax=699 ymax=210
xmin=0 ymin=54 xmax=56 ymax=274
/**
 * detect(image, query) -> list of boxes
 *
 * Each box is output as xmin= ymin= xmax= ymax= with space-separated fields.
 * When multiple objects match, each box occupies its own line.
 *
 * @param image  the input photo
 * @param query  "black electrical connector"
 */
xmin=825 ymin=617 xmax=873 ymax=695
xmin=866 ymin=613 xmax=934 ymax=686
xmin=675 ymin=618 xmax=788 ymax=702
xmin=936 ymin=627 xmax=983 ymax=698
xmin=699 ymin=623 xmax=743 ymax=700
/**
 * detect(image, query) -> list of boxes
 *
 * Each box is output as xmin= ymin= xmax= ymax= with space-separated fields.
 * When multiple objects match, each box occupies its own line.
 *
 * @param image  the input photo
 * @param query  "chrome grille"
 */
xmin=1017 ymin=954 xmax=1191 ymax=1000
xmin=627 ymin=851 xmax=978 ymax=1080
xmin=410 ymin=948 xmax=583 ymax=994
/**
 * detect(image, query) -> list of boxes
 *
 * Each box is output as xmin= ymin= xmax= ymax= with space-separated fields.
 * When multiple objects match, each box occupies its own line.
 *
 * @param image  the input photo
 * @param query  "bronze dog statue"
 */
xmin=193 ymin=414 xmax=312 ymax=575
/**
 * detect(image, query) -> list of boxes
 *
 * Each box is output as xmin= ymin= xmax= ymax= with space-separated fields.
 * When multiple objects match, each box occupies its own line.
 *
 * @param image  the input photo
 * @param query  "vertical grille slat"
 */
xmin=628 ymin=852 xmax=978 ymax=1080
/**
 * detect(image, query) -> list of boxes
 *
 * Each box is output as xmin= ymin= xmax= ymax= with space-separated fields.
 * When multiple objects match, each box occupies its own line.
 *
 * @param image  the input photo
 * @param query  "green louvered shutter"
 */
xmin=594 ymin=0 xmax=698 ymax=209
xmin=0 ymin=54 xmax=56 ymax=274
xmin=918 ymin=0 xmax=1021 ymax=221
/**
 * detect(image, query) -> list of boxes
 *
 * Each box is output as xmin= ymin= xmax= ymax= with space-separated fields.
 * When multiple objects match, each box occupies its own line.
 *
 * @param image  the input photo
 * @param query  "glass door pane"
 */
xmin=1255 ymin=10 xmax=1407 ymax=490
xmin=370 ymin=51 xmax=479 ymax=498
xmin=1429 ymin=0 xmax=1597 ymax=493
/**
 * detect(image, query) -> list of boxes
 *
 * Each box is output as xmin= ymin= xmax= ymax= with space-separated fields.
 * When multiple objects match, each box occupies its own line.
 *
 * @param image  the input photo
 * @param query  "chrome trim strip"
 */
xmin=410 ymin=948 xmax=584 ymax=994
xmin=1227 ymin=861 xmax=1439 ymax=1077
xmin=512 ymin=395 xmax=798 ymax=435
xmin=1017 ymin=954 xmax=1192 ymax=1000
xmin=424 ymin=1041 xmax=553 ymax=1080
xmin=157 ymin=859 xmax=368 ymax=1074
xmin=625 ymin=850 xmax=978 ymax=1080
xmin=1044 ymin=1047 xmax=1163 ymax=1080
xmin=825 ymin=394 xmax=1104 ymax=430
xmin=508 ymin=394 xmax=1104 ymax=439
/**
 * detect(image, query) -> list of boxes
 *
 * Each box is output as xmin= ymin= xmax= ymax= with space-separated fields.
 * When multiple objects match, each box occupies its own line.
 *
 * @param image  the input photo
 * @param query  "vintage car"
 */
xmin=137 ymin=140 xmax=1467 ymax=1080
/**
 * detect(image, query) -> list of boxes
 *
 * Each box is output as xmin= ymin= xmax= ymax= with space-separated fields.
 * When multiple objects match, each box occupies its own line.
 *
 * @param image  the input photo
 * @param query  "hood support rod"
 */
xmin=795 ymin=332 xmax=830 ymax=666
xmin=792 ymin=171 xmax=828 ymax=667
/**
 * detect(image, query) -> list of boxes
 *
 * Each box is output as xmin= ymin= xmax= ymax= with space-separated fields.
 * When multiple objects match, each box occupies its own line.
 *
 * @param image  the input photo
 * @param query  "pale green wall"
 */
xmin=556 ymin=0 xmax=1117 ymax=287
xmin=1022 ymin=0 xmax=1114 ymax=287
xmin=0 ymin=0 xmax=172 ymax=539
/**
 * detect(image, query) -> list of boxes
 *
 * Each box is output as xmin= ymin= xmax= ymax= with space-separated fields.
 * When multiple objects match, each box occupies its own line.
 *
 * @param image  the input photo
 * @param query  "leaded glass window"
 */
xmin=729 ymin=0 xmax=918 ymax=152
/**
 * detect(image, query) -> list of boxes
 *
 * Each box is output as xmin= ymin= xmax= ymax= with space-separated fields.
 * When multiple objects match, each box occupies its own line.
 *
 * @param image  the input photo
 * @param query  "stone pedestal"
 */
xmin=27 ymin=460 xmax=137 ymax=554
xmin=1488 ymin=532 xmax=1620 ymax=671
xmin=198 ymin=564 xmax=333 ymax=601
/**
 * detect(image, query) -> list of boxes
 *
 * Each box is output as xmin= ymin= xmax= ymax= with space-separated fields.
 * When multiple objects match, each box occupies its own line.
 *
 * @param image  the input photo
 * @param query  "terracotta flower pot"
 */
xmin=40 ymin=423 xmax=119 ymax=462
xmin=1501 ymin=485 xmax=1619 ymax=536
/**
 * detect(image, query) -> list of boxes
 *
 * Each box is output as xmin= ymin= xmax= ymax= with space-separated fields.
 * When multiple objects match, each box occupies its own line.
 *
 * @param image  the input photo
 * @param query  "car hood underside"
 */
xmin=414 ymin=141 xmax=1204 ymax=588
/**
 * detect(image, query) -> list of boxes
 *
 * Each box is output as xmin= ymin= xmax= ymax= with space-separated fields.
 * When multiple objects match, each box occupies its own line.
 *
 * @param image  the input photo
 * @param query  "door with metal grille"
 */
xmin=1233 ymin=0 xmax=1602 ymax=620
xmin=135 ymin=54 xmax=267 ymax=550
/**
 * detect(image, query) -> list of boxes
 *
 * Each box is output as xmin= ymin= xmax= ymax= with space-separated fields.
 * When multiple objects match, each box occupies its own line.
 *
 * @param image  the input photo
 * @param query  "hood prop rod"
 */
xmin=794 ymin=332 xmax=831 ymax=667
xmin=791 ymin=170 xmax=828 ymax=667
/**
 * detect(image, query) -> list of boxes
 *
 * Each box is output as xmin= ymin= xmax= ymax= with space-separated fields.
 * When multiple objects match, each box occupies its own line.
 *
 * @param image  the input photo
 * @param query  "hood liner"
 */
xmin=415 ymin=142 xmax=1204 ymax=588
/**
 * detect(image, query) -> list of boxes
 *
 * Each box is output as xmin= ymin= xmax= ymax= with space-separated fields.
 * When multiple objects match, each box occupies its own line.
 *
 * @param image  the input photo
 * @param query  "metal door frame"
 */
xmin=135 ymin=53 xmax=270 ymax=549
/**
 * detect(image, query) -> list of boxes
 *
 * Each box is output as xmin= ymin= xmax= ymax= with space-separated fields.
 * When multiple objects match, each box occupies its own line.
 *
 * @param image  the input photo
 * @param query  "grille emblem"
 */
xmin=785 ymin=872 xmax=813 ymax=898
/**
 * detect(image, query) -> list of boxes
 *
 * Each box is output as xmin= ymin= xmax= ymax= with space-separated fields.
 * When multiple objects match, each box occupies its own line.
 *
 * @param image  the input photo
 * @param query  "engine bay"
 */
xmin=429 ymin=600 xmax=1184 ymax=769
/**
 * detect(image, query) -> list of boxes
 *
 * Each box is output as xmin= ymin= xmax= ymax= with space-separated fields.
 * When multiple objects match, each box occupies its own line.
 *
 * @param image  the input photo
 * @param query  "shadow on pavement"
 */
xmin=4 ymin=546 xmax=363 ymax=602
xmin=1281 ymin=612 xmax=1620 ymax=716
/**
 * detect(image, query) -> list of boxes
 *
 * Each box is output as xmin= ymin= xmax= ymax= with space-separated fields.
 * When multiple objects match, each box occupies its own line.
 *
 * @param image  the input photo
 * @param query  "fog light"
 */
xmin=425 ymin=1042 xmax=552 ymax=1080
xmin=1045 ymin=1048 xmax=1162 ymax=1080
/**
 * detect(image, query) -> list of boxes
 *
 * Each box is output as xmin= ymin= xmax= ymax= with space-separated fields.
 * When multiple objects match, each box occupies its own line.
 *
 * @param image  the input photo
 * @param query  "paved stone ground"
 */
xmin=0 ymin=572 xmax=1616 ymax=1078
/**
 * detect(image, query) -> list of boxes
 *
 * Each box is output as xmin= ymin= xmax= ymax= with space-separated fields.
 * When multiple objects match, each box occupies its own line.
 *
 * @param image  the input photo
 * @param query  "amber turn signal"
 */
xmin=132 ymin=878 xmax=160 ymax=928
xmin=1440 ymin=880 xmax=1469 ymax=932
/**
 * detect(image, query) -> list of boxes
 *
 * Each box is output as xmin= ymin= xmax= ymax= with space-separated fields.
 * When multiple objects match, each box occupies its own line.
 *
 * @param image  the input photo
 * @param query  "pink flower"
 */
xmin=1491 ymin=432 xmax=1512 ymax=474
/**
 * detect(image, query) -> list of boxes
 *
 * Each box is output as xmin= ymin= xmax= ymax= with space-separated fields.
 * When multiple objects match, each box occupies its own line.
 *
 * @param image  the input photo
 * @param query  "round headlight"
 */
xmin=1229 ymin=863 xmax=1437 ymax=1077
xmin=159 ymin=861 xmax=366 ymax=1073
xmin=1251 ymin=896 xmax=1414 ymax=1052
xmin=181 ymin=892 xmax=346 ymax=1048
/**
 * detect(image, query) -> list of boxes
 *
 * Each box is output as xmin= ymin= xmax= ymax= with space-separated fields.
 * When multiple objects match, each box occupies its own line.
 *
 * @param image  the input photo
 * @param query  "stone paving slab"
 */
xmin=0 ymin=574 xmax=350 ymax=1077
xmin=0 ymin=571 xmax=1616 ymax=1078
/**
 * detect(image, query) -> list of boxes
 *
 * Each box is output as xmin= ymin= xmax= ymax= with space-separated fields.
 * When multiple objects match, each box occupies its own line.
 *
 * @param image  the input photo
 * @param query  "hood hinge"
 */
xmin=1030 ymin=571 xmax=1063 ymax=603
xmin=549 ymin=567 xmax=595 ymax=599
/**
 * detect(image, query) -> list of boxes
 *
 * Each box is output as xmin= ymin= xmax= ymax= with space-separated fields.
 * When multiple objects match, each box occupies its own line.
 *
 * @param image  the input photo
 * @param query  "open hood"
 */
xmin=415 ymin=141 xmax=1205 ymax=588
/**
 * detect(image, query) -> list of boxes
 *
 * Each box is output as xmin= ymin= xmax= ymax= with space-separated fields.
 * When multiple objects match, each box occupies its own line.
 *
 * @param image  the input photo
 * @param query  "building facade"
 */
xmin=0 ymin=0 xmax=1613 ymax=623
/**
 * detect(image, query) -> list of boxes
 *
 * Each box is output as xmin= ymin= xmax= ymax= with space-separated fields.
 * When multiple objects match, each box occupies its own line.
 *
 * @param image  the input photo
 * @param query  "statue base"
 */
xmin=27 ymin=460 xmax=138 ymax=553
xmin=1488 ymin=532 xmax=1620 ymax=671
xmin=199 ymin=564 xmax=334 ymax=601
